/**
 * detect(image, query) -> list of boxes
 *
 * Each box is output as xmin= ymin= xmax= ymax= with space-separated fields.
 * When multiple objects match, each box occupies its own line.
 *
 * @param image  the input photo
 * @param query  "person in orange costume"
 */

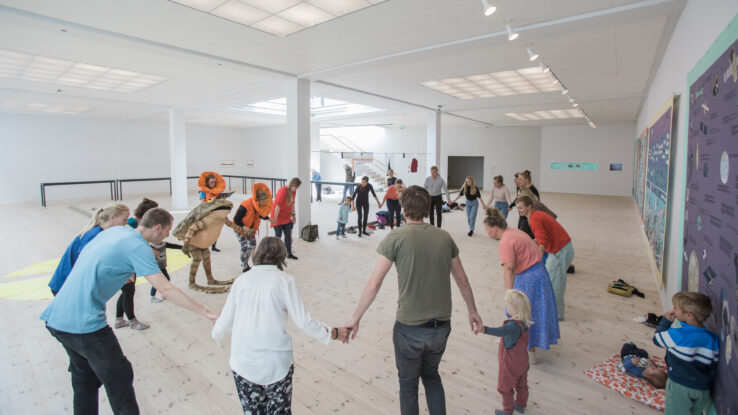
xmin=233 ymin=182 xmax=273 ymax=272
xmin=198 ymin=171 xmax=226 ymax=251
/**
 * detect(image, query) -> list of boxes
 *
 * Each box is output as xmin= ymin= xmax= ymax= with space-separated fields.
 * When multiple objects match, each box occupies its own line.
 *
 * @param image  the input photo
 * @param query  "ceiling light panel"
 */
xmin=504 ymin=109 xmax=585 ymax=122
xmin=0 ymin=48 xmax=167 ymax=93
xmin=420 ymin=67 xmax=561 ymax=100
xmin=169 ymin=0 xmax=385 ymax=36
xmin=1 ymin=99 xmax=93 ymax=115
xmin=231 ymin=96 xmax=384 ymax=118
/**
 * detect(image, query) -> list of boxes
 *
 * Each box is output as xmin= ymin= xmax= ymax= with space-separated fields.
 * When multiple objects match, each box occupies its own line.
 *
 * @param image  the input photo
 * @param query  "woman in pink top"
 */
xmin=484 ymin=175 xmax=513 ymax=219
xmin=484 ymin=207 xmax=560 ymax=362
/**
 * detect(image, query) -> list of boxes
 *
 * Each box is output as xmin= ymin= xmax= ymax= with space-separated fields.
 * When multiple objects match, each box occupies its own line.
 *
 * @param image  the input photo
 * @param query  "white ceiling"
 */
xmin=0 ymin=0 xmax=686 ymax=128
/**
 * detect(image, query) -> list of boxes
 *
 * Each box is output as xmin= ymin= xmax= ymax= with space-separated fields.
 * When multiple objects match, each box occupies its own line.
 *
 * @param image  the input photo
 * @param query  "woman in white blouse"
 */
xmin=213 ymin=237 xmax=348 ymax=413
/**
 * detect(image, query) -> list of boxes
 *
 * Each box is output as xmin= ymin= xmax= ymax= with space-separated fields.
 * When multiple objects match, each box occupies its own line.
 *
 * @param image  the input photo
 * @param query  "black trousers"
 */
xmin=429 ymin=195 xmax=444 ymax=228
xmin=47 ymin=324 xmax=139 ymax=415
xmin=150 ymin=267 xmax=170 ymax=297
xmin=387 ymin=199 xmax=402 ymax=229
xmin=356 ymin=200 xmax=370 ymax=232
xmin=116 ymin=280 xmax=136 ymax=320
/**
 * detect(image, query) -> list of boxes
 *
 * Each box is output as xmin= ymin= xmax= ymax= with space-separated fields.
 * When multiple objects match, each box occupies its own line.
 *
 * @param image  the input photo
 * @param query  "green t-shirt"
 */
xmin=376 ymin=223 xmax=459 ymax=325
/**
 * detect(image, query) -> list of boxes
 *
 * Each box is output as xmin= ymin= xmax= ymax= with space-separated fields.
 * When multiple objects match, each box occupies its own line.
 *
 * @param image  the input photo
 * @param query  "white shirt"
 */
xmin=212 ymin=265 xmax=331 ymax=385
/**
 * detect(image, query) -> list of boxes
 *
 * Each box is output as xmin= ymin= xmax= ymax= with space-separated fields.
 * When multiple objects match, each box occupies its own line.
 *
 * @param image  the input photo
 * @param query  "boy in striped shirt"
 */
xmin=653 ymin=291 xmax=719 ymax=415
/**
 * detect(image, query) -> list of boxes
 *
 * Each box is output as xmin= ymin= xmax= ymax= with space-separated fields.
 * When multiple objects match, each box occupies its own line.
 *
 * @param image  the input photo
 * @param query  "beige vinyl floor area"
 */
xmin=0 ymin=190 xmax=667 ymax=415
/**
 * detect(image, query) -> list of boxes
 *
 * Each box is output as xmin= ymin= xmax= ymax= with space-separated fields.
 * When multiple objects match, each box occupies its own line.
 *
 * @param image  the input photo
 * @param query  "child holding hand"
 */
xmin=336 ymin=196 xmax=354 ymax=239
xmin=653 ymin=291 xmax=719 ymax=415
xmin=482 ymin=290 xmax=531 ymax=415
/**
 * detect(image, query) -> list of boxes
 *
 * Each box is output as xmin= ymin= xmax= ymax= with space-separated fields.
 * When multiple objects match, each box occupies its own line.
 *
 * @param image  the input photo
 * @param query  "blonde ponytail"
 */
xmin=79 ymin=203 xmax=129 ymax=236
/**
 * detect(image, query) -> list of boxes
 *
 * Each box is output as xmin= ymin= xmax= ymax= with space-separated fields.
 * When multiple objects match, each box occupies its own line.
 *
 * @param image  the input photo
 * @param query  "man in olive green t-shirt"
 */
xmin=345 ymin=186 xmax=483 ymax=415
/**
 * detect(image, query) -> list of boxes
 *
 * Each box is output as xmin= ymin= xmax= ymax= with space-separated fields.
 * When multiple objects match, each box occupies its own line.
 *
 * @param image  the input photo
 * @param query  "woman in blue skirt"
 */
xmin=483 ymin=207 xmax=560 ymax=363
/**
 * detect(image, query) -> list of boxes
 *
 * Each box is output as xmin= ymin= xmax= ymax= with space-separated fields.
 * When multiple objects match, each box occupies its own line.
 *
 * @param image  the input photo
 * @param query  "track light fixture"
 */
xmin=506 ymin=22 xmax=519 ymax=41
xmin=481 ymin=0 xmax=496 ymax=16
xmin=572 ymin=102 xmax=579 ymax=108
xmin=526 ymin=46 xmax=538 ymax=61
xmin=551 ymin=74 xmax=559 ymax=84
xmin=568 ymin=96 xmax=575 ymax=103
xmin=561 ymin=86 xmax=568 ymax=95
xmin=540 ymin=62 xmax=550 ymax=73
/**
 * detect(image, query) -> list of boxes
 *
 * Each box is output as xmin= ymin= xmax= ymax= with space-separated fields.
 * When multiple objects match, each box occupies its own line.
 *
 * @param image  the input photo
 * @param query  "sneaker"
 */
xmin=150 ymin=296 xmax=163 ymax=303
xmin=514 ymin=403 xmax=525 ymax=414
xmin=129 ymin=319 xmax=150 ymax=330
xmin=336 ymin=234 xmax=340 ymax=240
xmin=468 ymin=230 xmax=473 ymax=237
xmin=242 ymin=265 xmax=251 ymax=273
xmin=114 ymin=317 xmax=130 ymax=329
xmin=362 ymin=231 xmax=370 ymax=236
xmin=287 ymin=254 xmax=298 ymax=260
xmin=342 ymin=234 xmax=347 ymax=238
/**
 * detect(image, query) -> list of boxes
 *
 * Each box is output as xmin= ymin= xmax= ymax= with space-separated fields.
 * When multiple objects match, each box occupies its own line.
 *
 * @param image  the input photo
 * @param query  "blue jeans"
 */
xmin=336 ymin=222 xmax=346 ymax=236
xmin=465 ymin=199 xmax=479 ymax=231
xmin=393 ymin=320 xmax=451 ymax=415
xmin=46 ymin=324 xmax=139 ymax=415
xmin=494 ymin=201 xmax=509 ymax=219
xmin=342 ymin=184 xmax=355 ymax=200
xmin=273 ymin=222 xmax=294 ymax=254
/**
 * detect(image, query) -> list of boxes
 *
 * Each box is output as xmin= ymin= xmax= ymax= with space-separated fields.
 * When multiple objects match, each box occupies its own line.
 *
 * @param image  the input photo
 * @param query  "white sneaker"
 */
xmin=336 ymin=234 xmax=339 ymax=240
xmin=342 ymin=234 xmax=347 ymax=238
xmin=150 ymin=296 xmax=163 ymax=303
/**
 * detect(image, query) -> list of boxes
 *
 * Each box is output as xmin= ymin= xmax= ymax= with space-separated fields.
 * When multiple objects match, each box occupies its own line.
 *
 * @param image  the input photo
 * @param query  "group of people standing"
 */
xmin=42 ymin=164 xmax=578 ymax=415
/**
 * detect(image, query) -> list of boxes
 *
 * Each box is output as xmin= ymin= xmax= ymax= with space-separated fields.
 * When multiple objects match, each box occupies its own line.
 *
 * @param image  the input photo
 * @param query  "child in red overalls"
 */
xmin=482 ymin=289 xmax=531 ymax=415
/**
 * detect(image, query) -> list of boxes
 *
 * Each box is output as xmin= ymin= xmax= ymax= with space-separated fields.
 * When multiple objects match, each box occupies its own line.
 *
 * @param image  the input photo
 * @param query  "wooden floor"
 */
xmin=0 ymin=191 xmax=666 ymax=414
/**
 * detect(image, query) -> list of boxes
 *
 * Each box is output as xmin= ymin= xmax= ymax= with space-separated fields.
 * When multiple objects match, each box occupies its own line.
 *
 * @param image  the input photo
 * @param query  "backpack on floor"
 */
xmin=300 ymin=223 xmax=319 ymax=242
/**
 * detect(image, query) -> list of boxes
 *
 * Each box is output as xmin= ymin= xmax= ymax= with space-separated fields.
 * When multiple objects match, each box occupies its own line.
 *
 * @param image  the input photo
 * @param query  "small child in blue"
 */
xmin=336 ymin=196 xmax=354 ymax=239
xmin=653 ymin=291 xmax=719 ymax=415
xmin=618 ymin=343 xmax=666 ymax=388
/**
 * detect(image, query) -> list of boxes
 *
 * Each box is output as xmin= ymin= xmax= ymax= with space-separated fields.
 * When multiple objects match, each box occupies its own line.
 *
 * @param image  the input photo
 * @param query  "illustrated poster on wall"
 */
xmin=633 ymin=129 xmax=649 ymax=222
xmin=643 ymin=95 xmax=675 ymax=282
xmin=682 ymin=26 xmax=738 ymax=414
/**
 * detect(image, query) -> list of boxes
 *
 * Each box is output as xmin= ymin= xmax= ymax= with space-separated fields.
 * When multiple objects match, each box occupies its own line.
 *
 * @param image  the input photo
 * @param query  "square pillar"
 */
xmin=427 ymin=109 xmax=441 ymax=176
xmin=169 ymin=108 xmax=188 ymax=210
xmin=286 ymin=79 xmax=311 ymax=228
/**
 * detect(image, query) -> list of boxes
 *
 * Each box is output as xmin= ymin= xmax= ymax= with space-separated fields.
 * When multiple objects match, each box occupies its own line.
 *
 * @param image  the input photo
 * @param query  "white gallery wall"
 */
xmin=540 ymin=123 xmax=636 ymax=196
xmin=636 ymin=0 xmax=738 ymax=308
xmin=0 ymin=113 xmax=247 ymax=204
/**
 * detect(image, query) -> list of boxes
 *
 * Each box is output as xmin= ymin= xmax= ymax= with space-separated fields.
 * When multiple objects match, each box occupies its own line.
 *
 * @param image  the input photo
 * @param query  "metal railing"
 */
xmin=40 ymin=180 xmax=117 ymax=207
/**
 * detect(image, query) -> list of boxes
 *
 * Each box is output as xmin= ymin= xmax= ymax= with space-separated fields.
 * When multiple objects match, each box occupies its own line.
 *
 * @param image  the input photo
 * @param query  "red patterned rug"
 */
xmin=584 ymin=353 xmax=666 ymax=411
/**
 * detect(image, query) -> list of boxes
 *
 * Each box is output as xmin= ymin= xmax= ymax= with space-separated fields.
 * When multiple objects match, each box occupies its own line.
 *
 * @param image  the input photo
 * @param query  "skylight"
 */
xmin=1 ymin=99 xmax=93 ymax=115
xmin=170 ymin=0 xmax=386 ymax=37
xmin=420 ymin=67 xmax=560 ymax=100
xmin=231 ymin=97 xmax=383 ymax=118
xmin=0 ymin=49 xmax=168 ymax=93
xmin=504 ymin=109 xmax=584 ymax=121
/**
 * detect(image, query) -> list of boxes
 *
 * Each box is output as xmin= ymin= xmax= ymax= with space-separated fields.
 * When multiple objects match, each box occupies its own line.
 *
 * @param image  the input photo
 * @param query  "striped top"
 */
xmin=652 ymin=318 xmax=719 ymax=390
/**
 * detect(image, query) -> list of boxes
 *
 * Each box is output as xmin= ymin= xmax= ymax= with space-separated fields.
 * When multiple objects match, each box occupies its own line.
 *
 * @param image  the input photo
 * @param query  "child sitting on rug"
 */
xmin=336 ymin=196 xmax=354 ymax=239
xmin=653 ymin=291 xmax=719 ymax=415
xmin=618 ymin=343 xmax=667 ymax=388
xmin=481 ymin=290 xmax=531 ymax=415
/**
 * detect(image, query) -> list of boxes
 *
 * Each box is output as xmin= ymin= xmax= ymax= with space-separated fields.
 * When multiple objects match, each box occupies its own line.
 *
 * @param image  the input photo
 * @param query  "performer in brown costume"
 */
xmin=174 ymin=193 xmax=253 ymax=293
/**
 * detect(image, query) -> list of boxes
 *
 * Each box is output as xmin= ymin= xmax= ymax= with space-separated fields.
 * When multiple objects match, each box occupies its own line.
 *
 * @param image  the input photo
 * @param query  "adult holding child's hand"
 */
xmin=347 ymin=185 xmax=482 ymax=414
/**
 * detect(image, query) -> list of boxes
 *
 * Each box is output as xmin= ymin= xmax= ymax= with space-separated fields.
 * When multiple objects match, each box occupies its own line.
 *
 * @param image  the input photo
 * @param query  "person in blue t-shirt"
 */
xmin=41 ymin=208 xmax=219 ymax=414
xmin=48 ymin=203 xmax=130 ymax=296
xmin=312 ymin=169 xmax=322 ymax=202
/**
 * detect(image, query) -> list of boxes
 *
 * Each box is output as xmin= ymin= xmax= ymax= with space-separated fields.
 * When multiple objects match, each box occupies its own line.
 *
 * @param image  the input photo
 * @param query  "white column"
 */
xmin=286 ymin=78 xmax=311 ymax=229
xmin=427 ymin=109 xmax=441 ymax=176
xmin=169 ymin=108 xmax=188 ymax=210
xmin=310 ymin=122 xmax=320 ymax=202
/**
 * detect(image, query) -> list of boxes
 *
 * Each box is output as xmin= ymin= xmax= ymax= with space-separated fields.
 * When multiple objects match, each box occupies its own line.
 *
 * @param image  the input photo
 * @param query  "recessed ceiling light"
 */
xmin=0 ymin=48 xmax=167 ymax=93
xmin=170 ymin=0 xmax=385 ymax=36
xmin=1 ymin=99 xmax=93 ymax=115
xmin=231 ymin=96 xmax=384 ymax=118
xmin=279 ymin=3 xmax=333 ymax=27
xmin=504 ymin=109 xmax=585 ymax=122
xmin=420 ymin=66 xmax=563 ymax=100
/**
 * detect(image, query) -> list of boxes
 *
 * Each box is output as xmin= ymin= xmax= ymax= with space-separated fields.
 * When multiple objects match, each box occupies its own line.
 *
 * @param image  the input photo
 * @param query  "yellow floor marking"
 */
xmin=0 ymin=249 xmax=191 ymax=300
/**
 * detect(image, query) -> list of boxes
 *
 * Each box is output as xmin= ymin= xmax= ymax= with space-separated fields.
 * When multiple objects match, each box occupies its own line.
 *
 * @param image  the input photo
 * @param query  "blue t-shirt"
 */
xmin=41 ymin=226 xmax=160 ymax=334
xmin=337 ymin=204 xmax=351 ymax=224
xmin=48 ymin=225 xmax=104 ymax=293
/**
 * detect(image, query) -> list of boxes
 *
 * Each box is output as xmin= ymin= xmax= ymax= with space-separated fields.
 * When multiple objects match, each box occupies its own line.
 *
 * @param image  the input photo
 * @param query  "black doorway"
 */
xmin=447 ymin=156 xmax=484 ymax=189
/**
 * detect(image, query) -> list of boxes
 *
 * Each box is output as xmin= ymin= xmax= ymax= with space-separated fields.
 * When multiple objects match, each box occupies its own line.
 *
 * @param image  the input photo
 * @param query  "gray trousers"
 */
xmin=393 ymin=320 xmax=451 ymax=415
